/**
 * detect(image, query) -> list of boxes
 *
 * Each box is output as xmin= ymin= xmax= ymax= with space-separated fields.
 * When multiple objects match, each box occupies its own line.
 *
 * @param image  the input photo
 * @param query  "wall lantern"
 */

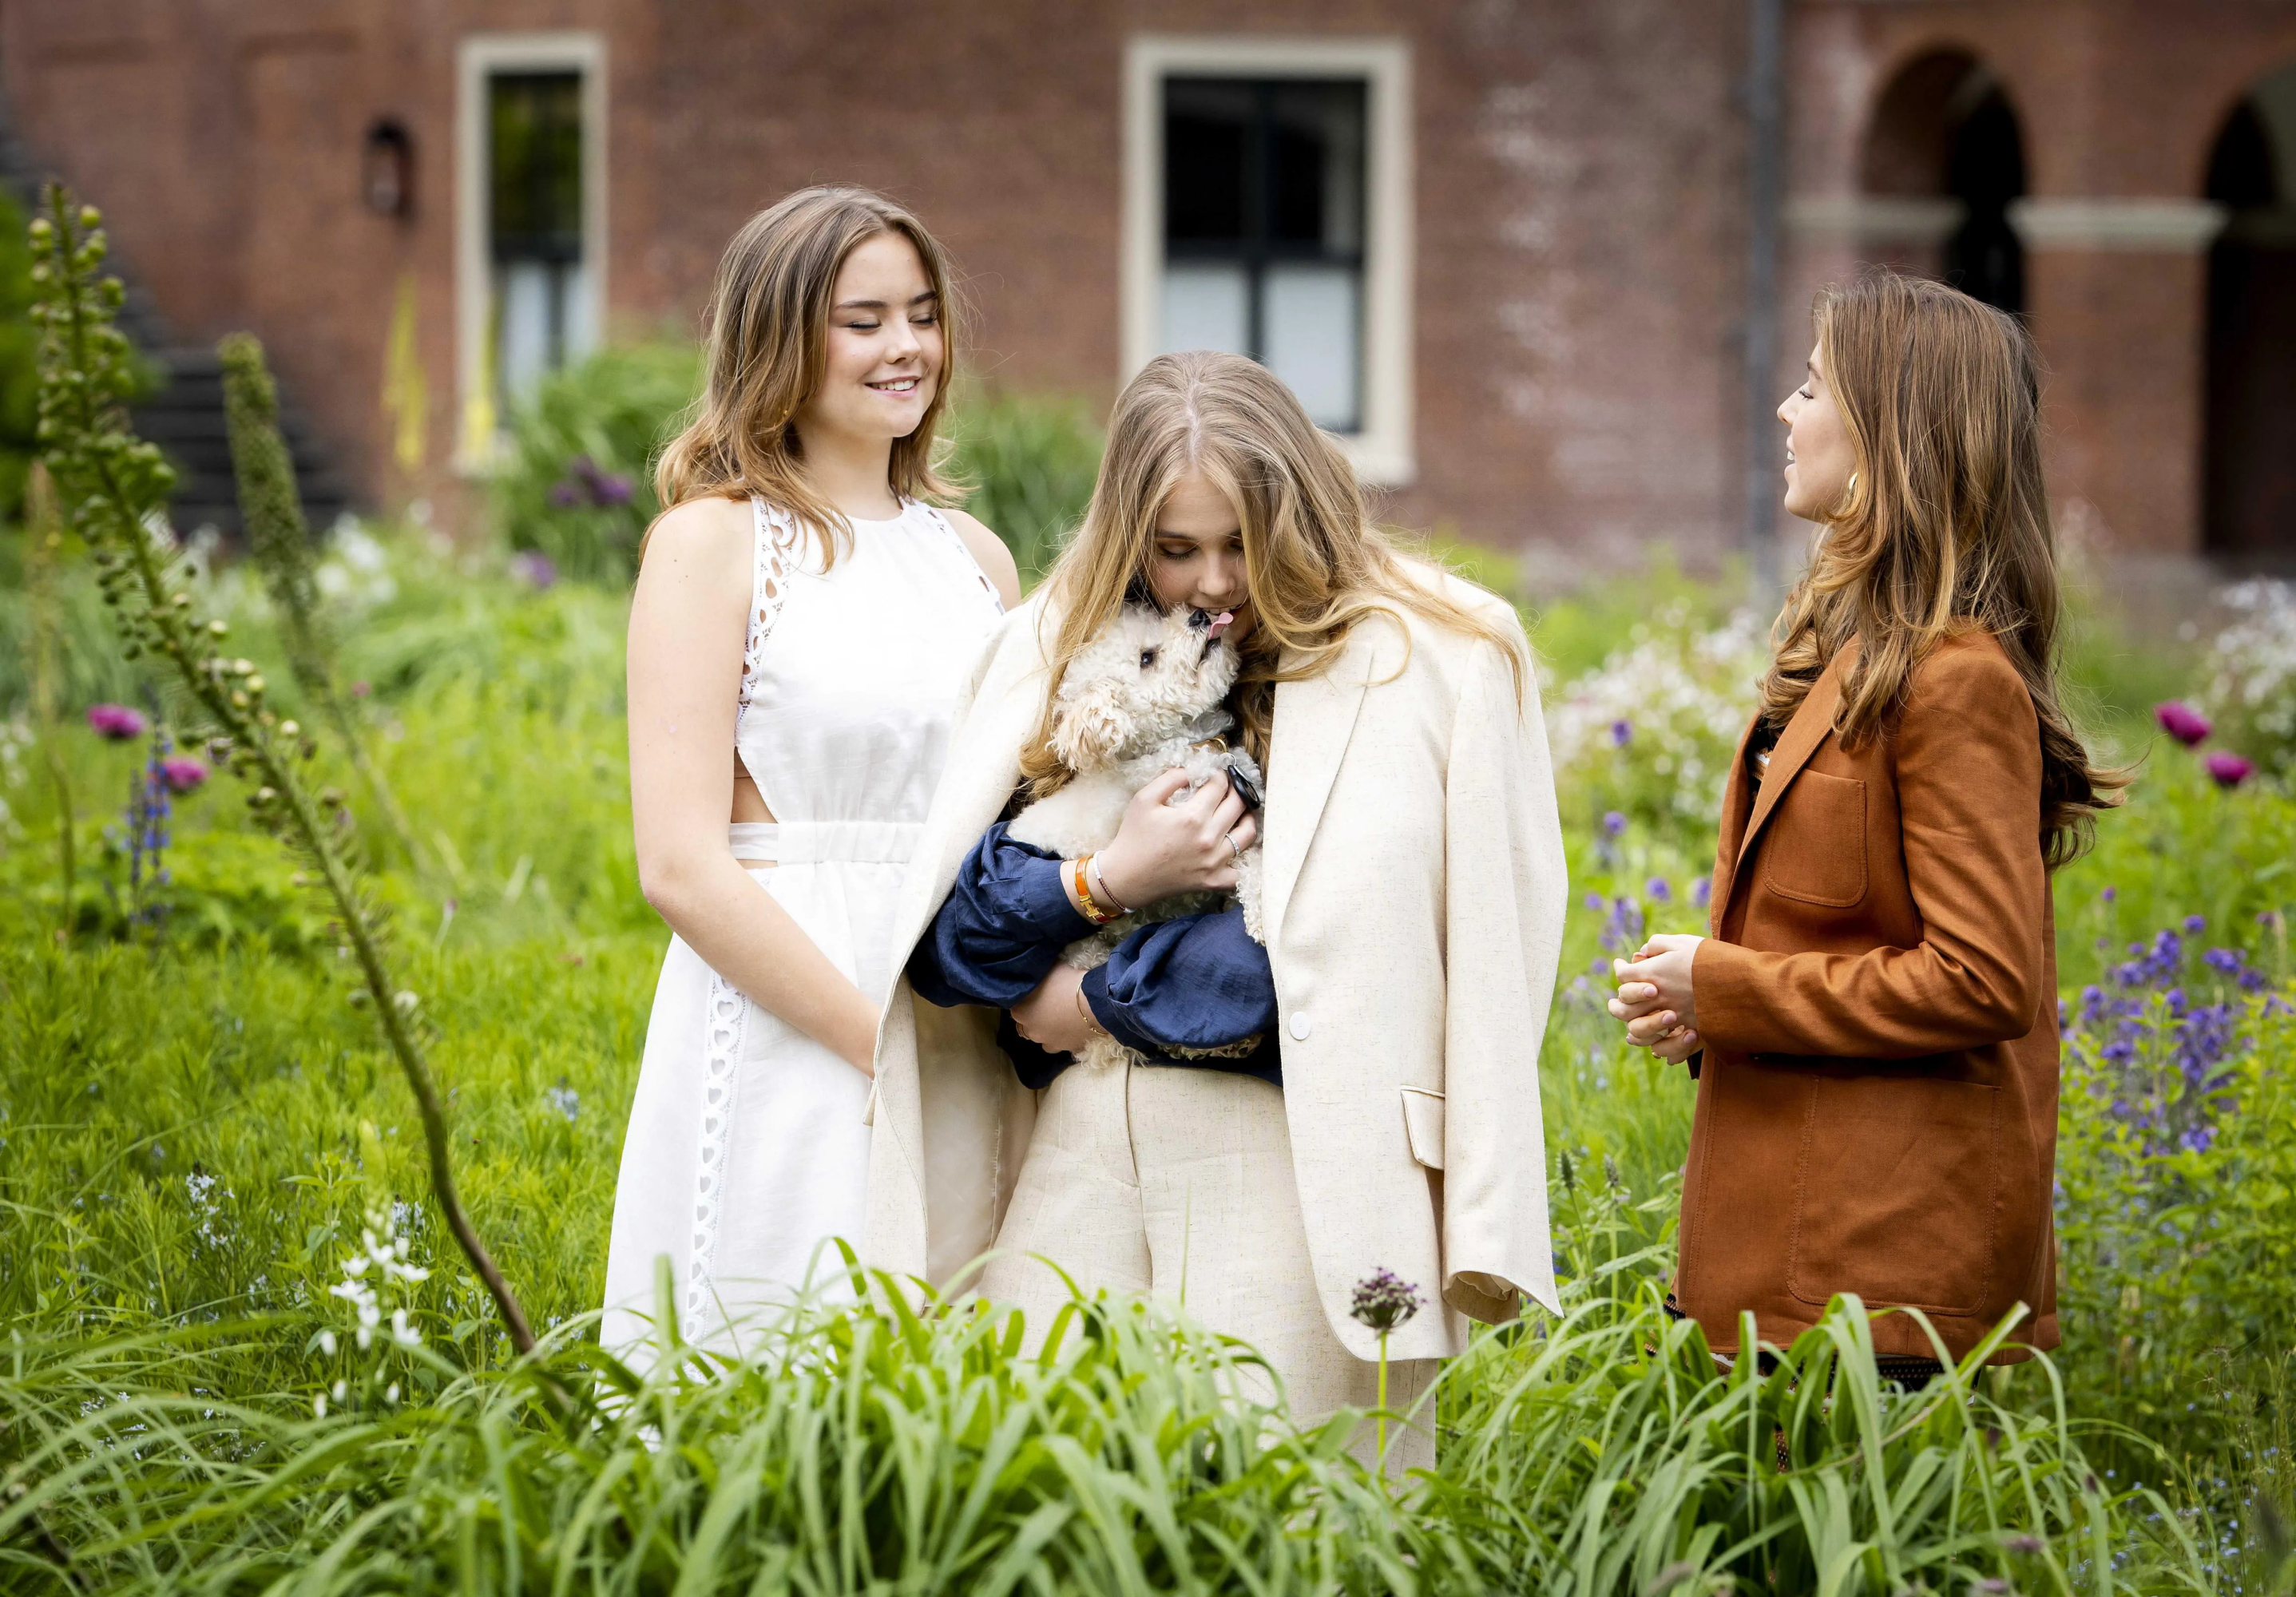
xmin=363 ymin=119 xmax=414 ymax=219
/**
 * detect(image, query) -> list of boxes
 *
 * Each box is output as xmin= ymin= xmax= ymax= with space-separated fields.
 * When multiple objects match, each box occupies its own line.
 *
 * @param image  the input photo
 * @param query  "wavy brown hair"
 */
xmin=1760 ymin=269 xmax=2122 ymax=866
xmin=651 ymin=186 xmax=960 ymax=564
xmin=1019 ymin=351 xmax=1525 ymax=796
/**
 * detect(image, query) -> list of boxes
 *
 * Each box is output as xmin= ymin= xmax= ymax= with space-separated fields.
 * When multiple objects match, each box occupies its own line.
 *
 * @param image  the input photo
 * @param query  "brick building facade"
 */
xmin=7 ymin=1 xmax=2293 ymax=570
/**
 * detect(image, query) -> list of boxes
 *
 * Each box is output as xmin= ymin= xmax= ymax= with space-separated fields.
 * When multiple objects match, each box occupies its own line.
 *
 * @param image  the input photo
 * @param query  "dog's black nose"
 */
xmin=1188 ymin=608 xmax=1211 ymax=630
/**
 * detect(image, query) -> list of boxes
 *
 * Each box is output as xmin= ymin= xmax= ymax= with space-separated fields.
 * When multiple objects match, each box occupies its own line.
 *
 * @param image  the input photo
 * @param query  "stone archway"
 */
xmin=2205 ymin=63 xmax=2296 ymax=562
xmin=1859 ymin=49 xmax=2028 ymax=312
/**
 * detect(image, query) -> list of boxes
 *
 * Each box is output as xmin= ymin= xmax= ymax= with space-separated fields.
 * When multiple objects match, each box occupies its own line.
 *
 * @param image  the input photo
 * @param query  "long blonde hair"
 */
xmin=651 ymin=186 xmax=960 ymax=562
xmin=1020 ymin=351 xmax=1525 ymax=795
xmin=1760 ymin=269 xmax=2121 ymax=866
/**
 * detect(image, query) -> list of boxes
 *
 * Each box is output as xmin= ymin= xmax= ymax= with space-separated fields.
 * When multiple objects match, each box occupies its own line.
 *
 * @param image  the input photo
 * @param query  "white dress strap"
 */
xmin=738 ymin=497 xmax=802 ymax=723
xmin=913 ymin=502 xmax=1007 ymax=615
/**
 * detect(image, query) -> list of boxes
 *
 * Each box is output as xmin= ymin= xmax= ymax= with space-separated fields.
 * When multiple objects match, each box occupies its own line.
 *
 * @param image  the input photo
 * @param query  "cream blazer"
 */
xmin=863 ymin=577 xmax=1567 ymax=1361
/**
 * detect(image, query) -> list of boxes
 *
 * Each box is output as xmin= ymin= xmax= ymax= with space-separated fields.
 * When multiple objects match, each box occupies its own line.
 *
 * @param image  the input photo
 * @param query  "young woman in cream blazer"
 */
xmin=860 ymin=353 xmax=1568 ymax=1468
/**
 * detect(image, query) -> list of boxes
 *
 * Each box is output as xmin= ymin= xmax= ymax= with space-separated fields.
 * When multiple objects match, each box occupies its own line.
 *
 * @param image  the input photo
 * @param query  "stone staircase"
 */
xmin=0 ymin=89 xmax=350 ymax=538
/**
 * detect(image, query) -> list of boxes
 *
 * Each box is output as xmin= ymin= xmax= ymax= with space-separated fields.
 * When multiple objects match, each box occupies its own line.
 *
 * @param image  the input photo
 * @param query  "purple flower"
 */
xmin=2101 ymin=886 xmax=2117 ymax=904
xmin=1602 ymin=810 xmax=1628 ymax=838
xmin=155 ymin=756 xmax=208 ymax=795
xmin=2155 ymin=701 xmax=2212 ymax=747
xmin=510 ymin=550 xmax=558 ymax=590
xmin=86 ymin=703 xmax=148 ymax=741
xmin=1349 ymin=1268 xmax=1422 ymax=1333
xmin=552 ymin=454 xmax=636 ymax=510
xmin=1646 ymin=876 xmax=1672 ymax=903
xmin=1691 ymin=876 xmax=1711 ymax=909
xmin=2183 ymin=914 xmax=2207 ymax=936
xmin=1609 ymin=719 xmax=1633 ymax=747
xmin=1584 ymin=892 xmax=1606 ymax=913
xmin=2205 ymin=751 xmax=2254 ymax=789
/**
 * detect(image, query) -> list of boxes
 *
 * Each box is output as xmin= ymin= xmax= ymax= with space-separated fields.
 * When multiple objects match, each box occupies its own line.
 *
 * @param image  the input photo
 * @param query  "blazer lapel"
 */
xmin=1705 ymin=715 xmax=1759 ymax=933
xmin=1727 ymin=640 xmax=1857 ymax=895
xmin=1260 ymin=624 xmax=1381 ymax=943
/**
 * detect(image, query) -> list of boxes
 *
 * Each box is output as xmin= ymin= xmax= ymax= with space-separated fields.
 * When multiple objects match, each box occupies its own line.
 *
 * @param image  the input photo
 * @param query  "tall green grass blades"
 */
xmin=1414 ymin=1171 xmax=2215 ymax=1595
xmin=26 ymin=185 xmax=537 ymax=1359
xmin=218 ymin=331 xmax=419 ymax=865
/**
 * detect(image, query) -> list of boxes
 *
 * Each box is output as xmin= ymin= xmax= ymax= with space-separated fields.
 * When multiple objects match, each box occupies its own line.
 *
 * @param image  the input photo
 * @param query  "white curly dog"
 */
xmin=1005 ymin=600 xmax=1267 ymax=1069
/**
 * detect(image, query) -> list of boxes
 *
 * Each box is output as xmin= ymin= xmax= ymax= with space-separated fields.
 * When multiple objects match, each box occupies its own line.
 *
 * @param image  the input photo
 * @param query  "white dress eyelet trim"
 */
xmin=686 ymin=497 xmax=801 ymax=1328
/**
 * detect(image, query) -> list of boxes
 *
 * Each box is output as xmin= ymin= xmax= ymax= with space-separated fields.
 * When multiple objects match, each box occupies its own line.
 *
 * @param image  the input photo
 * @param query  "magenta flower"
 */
xmin=155 ymin=756 xmax=208 ymax=795
xmin=2204 ymin=751 xmax=2254 ymax=790
xmin=2155 ymin=702 xmax=2211 ymax=747
xmin=86 ymin=703 xmax=148 ymax=741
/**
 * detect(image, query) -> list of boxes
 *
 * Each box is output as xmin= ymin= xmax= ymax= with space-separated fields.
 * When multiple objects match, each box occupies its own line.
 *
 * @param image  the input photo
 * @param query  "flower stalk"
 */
xmin=28 ymin=184 xmax=537 ymax=1357
xmin=217 ymin=331 xmax=422 ymax=866
xmin=24 ymin=462 xmax=75 ymax=940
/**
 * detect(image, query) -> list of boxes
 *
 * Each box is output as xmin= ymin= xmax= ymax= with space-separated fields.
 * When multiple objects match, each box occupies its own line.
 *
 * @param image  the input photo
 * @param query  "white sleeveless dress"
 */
xmin=601 ymin=496 xmax=1003 ymax=1357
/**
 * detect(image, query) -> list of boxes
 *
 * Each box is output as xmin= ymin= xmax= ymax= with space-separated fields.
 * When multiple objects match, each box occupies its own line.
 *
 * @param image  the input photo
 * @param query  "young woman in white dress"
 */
xmin=601 ymin=187 xmax=1018 ymax=1358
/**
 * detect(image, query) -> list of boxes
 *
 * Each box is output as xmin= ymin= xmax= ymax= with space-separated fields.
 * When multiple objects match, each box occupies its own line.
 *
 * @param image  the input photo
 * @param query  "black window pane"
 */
xmin=1166 ymin=79 xmax=1251 ymax=244
xmin=1269 ymin=82 xmax=1364 ymax=251
xmin=490 ymin=73 xmax=582 ymax=263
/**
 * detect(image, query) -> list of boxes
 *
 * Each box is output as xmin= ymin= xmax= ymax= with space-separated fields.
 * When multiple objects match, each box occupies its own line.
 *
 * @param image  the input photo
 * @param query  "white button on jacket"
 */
xmin=1287 ymin=1011 xmax=1312 ymax=1041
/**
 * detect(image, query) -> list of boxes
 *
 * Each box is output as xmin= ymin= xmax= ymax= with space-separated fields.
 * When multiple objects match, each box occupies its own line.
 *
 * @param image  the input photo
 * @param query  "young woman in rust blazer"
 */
xmin=1608 ymin=270 xmax=2120 ymax=1376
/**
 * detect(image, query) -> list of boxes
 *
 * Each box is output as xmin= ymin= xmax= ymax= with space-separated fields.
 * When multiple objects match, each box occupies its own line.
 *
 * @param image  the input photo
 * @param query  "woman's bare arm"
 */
xmin=628 ymin=497 xmax=881 ymax=1076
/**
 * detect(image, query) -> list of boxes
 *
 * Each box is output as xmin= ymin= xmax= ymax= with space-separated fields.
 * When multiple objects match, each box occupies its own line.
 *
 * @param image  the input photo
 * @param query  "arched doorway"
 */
xmin=1860 ymin=50 xmax=2028 ymax=314
xmin=2205 ymin=64 xmax=2296 ymax=562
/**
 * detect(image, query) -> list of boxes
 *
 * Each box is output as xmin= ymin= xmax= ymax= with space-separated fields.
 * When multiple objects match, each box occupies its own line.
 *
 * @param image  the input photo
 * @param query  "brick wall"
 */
xmin=7 ymin=0 xmax=2292 ymax=563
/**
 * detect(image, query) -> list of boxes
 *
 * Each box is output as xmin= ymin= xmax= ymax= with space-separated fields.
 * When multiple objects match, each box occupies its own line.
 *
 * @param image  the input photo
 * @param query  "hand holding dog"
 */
xmin=1095 ymin=767 xmax=1258 ymax=905
xmin=1610 ymin=933 xmax=1704 ymax=1064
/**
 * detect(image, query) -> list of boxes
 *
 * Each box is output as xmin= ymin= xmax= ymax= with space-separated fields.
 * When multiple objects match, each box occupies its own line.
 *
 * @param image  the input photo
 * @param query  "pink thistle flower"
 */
xmin=156 ymin=756 xmax=208 ymax=795
xmin=85 ymin=703 xmax=148 ymax=741
xmin=2155 ymin=701 xmax=2211 ymax=747
xmin=2205 ymin=751 xmax=2254 ymax=790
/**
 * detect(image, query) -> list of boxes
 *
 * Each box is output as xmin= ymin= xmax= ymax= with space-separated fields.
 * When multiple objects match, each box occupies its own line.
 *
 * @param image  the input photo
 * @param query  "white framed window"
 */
xmin=1123 ymin=36 xmax=1414 ymax=484
xmin=455 ymin=32 xmax=607 ymax=468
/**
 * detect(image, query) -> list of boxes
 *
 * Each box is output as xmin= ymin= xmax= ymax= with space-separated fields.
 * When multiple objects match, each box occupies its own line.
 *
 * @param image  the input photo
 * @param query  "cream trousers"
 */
xmin=980 ymin=1060 xmax=1435 ymax=1475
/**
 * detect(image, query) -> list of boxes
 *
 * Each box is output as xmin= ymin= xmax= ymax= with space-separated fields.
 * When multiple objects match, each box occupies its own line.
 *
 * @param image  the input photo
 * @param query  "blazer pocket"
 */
xmin=1400 ymin=1088 xmax=1445 ymax=1170
xmin=1763 ymin=769 xmax=1868 ymax=907
xmin=1786 ymin=1074 xmax=2001 ymax=1316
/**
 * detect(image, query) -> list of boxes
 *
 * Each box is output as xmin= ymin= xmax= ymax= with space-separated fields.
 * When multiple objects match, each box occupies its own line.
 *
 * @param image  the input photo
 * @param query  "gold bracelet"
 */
xmin=1069 ymin=855 xmax=1117 ymax=925
xmin=1073 ymin=981 xmax=1105 ymax=1038
xmin=1087 ymin=853 xmax=1132 ymax=914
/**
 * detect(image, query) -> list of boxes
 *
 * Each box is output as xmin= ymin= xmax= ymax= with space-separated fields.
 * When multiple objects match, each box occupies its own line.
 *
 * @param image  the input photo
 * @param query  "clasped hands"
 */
xmin=1607 ymin=933 xmax=1705 ymax=1066
xmin=1011 ymin=766 xmax=1259 ymax=1056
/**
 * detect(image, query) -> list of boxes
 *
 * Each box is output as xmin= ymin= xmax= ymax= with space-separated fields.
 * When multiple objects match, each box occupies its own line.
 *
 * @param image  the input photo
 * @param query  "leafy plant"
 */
xmin=489 ymin=341 xmax=699 ymax=586
xmin=946 ymin=391 xmax=1104 ymax=587
xmin=27 ymin=186 xmax=537 ymax=1357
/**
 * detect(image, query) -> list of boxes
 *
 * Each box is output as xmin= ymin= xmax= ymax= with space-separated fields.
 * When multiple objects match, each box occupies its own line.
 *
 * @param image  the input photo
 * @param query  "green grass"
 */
xmin=0 ymin=525 xmax=2262 ymax=1591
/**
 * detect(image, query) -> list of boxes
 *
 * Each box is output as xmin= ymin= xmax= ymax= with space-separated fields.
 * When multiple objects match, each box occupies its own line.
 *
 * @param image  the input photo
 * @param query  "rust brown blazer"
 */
xmin=1675 ymin=631 xmax=2058 ymax=1364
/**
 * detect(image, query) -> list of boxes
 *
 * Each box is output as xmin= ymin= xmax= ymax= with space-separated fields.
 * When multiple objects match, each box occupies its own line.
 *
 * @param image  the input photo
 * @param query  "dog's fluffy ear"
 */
xmin=1049 ymin=679 xmax=1130 ymax=772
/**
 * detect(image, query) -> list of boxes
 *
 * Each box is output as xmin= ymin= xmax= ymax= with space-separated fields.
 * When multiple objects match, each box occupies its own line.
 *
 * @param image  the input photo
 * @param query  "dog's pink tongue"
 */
xmin=1207 ymin=609 xmax=1235 ymax=639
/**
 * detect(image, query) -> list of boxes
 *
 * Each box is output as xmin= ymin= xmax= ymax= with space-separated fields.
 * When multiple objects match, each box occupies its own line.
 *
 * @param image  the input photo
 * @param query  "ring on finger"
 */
xmin=1225 ymin=830 xmax=1243 ymax=864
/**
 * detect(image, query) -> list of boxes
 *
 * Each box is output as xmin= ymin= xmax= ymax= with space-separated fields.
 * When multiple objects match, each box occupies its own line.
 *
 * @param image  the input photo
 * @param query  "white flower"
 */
xmin=390 ymin=1307 xmax=421 ymax=1349
xmin=318 ymin=1330 xmax=338 ymax=1357
xmin=313 ymin=1393 xmax=327 ymax=1419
